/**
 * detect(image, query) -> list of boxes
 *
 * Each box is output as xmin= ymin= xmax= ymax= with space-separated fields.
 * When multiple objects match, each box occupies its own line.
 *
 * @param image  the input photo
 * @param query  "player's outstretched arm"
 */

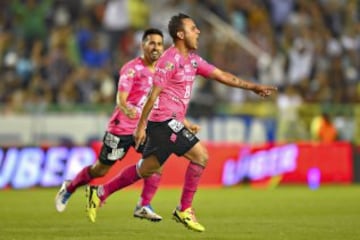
xmin=209 ymin=68 xmax=277 ymax=97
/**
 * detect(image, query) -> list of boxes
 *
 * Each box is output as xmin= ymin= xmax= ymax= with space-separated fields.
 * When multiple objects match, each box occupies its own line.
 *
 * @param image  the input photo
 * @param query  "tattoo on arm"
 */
xmin=232 ymin=77 xmax=249 ymax=89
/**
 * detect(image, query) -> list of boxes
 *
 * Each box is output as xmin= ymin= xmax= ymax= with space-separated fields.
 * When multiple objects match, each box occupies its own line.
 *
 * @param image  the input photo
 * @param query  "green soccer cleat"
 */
xmin=85 ymin=185 xmax=101 ymax=223
xmin=172 ymin=207 xmax=205 ymax=232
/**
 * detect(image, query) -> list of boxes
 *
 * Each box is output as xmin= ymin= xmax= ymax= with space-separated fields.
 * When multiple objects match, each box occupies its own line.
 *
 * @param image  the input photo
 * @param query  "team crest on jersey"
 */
xmin=191 ymin=60 xmax=198 ymax=68
xmin=127 ymin=69 xmax=136 ymax=77
xmin=165 ymin=61 xmax=174 ymax=71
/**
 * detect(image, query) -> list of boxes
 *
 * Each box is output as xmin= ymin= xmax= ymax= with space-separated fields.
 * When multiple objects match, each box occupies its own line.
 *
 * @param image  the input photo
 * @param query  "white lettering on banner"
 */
xmin=64 ymin=147 xmax=95 ymax=181
xmin=0 ymin=148 xmax=18 ymax=188
xmin=0 ymin=147 xmax=96 ymax=189
xmin=12 ymin=148 xmax=44 ymax=189
xmin=41 ymin=147 xmax=68 ymax=187
xmin=222 ymin=144 xmax=298 ymax=186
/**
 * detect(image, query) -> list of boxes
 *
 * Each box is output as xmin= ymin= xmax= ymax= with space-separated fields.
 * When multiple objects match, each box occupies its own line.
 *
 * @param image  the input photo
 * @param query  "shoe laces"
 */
xmin=137 ymin=205 xmax=154 ymax=214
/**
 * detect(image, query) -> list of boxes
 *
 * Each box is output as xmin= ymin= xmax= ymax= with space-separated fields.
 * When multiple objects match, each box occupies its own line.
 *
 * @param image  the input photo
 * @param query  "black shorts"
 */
xmin=98 ymin=131 xmax=145 ymax=165
xmin=142 ymin=119 xmax=199 ymax=165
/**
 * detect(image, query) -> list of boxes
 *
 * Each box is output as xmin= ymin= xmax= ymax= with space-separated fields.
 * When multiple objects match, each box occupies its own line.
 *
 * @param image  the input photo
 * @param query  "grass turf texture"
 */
xmin=1 ymin=185 xmax=359 ymax=240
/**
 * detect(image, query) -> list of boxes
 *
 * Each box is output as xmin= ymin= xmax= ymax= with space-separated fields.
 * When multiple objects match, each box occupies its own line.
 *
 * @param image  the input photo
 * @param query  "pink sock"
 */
xmin=139 ymin=173 xmax=161 ymax=206
xmin=180 ymin=162 xmax=205 ymax=211
xmin=99 ymin=165 xmax=141 ymax=201
xmin=67 ymin=166 xmax=92 ymax=193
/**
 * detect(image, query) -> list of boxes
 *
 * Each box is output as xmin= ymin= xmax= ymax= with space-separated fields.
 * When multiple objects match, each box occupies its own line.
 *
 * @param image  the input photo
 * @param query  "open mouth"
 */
xmin=151 ymin=51 xmax=159 ymax=57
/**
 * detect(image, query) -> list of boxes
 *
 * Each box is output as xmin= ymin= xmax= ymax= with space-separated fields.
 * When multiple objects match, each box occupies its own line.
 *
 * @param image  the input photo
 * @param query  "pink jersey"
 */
xmin=149 ymin=46 xmax=215 ymax=122
xmin=107 ymin=57 xmax=153 ymax=135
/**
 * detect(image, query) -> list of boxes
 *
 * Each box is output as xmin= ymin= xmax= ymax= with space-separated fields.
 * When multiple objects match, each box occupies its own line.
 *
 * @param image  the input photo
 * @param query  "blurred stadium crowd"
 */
xmin=1 ymin=0 xmax=360 ymax=115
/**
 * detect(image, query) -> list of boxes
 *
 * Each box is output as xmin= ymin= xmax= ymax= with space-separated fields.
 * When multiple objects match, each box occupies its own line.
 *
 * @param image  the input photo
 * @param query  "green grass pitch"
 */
xmin=1 ymin=185 xmax=360 ymax=240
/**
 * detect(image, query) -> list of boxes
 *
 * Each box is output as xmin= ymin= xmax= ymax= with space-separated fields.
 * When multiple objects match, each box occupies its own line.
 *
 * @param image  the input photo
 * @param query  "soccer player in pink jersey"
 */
xmin=86 ymin=13 xmax=277 ymax=231
xmin=55 ymin=28 xmax=165 ymax=222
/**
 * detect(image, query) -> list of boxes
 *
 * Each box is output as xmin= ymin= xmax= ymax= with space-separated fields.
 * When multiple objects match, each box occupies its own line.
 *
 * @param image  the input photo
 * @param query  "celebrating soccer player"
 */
xmin=55 ymin=28 xmax=165 ymax=222
xmin=86 ymin=13 xmax=277 ymax=232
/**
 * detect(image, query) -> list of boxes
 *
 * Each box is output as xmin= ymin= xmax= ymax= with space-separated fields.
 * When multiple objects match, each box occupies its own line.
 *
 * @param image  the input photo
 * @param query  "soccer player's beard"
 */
xmin=148 ymin=51 xmax=160 ymax=62
xmin=148 ymin=55 xmax=156 ymax=62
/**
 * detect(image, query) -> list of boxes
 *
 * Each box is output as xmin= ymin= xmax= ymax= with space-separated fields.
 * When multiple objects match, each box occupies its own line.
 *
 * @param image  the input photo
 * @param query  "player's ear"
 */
xmin=177 ymin=31 xmax=184 ymax=40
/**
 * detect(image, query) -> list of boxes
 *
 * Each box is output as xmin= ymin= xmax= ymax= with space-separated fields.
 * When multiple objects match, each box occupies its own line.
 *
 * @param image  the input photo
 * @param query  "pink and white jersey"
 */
xmin=149 ymin=46 xmax=215 ymax=122
xmin=107 ymin=57 xmax=153 ymax=135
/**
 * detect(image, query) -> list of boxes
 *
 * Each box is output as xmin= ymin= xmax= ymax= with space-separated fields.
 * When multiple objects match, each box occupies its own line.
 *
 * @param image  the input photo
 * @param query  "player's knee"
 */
xmin=90 ymin=164 xmax=109 ymax=177
xmin=195 ymin=149 xmax=208 ymax=167
xmin=200 ymin=150 xmax=209 ymax=167
xmin=136 ymin=156 xmax=161 ymax=178
xmin=140 ymin=171 xmax=153 ymax=178
xmin=138 ymin=168 xmax=158 ymax=178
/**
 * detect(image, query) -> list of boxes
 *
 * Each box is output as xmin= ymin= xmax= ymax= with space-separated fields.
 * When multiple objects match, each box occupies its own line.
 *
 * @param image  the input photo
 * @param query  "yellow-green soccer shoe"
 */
xmin=172 ymin=207 xmax=205 ymax=232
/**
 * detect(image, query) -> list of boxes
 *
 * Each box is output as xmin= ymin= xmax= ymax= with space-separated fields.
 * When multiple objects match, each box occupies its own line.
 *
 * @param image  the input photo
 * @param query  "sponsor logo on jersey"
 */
xmin=165 ymin=61 xmax=174 ymax=71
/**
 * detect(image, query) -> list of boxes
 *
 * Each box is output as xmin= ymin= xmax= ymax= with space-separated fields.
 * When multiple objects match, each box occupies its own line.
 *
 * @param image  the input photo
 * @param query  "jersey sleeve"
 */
xmin=118 ymin=65 xmax=136 ymax=92
xmin=153 ymin=58 xmax=176 ymax=88
xmin=195 ymin=55 xmax=216 ymax=78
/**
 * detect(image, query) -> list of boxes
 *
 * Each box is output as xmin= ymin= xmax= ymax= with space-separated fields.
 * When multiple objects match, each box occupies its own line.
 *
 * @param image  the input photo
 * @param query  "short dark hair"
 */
xmin=142 ymin=28 xmax=163 ymax=42
xmin=168 ymin=13 xmax=191 ymax=41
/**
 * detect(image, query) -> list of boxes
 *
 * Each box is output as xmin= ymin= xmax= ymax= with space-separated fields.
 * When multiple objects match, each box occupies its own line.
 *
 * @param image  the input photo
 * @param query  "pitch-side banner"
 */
xmin=0 ymin=142 xmax=353 ymax=189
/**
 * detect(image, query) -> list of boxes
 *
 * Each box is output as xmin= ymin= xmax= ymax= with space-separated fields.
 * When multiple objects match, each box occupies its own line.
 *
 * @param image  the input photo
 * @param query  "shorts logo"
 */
xmin=182 ymin=129 xmax=195 ymax=141
xmin=104 ymin=133 xmax=120 ymax=148
xmin=107 ymin=148 xmax=125 ymax=160
xmin=168 ymin=119 xmax=184 ymax=133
